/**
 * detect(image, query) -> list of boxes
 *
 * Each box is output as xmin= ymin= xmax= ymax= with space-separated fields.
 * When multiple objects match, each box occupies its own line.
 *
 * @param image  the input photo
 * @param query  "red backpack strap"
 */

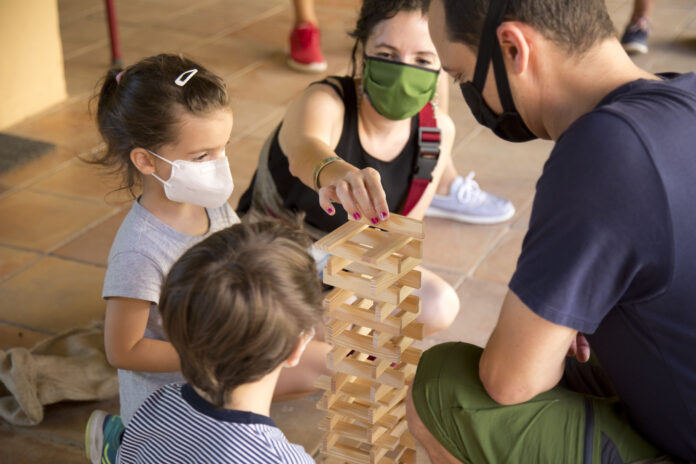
xmin=402 ymin=102 xmax=441 ymax=216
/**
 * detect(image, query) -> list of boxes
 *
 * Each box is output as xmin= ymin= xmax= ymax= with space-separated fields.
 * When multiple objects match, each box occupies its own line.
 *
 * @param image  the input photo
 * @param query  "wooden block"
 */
xmin=331 ymin=328 xmax=412 ymax=363
xmin=343 ymin=261 xmax=420 ymax=292
xmin=323 ymin=442 xmax=371 ymax=464
xmin=401 ymin=346 xmax=422 ymax=366
xmin=374 ymin=357 xmax=390 ymax=378
xmin=327 ymin=255 xmax=353 ymax=276
xmin=402 ymin=320 xmax=425 ymax=340
xmin=324 ymin=397 xmax=391 ymax=425
xmin=315 ymin=374 xmax=332 ymax=391
xmin=371 ymin=267 xmax=421 ymax=292
xmin=326 ymin=318 xmax=351 ymax=341
xmin=336 ymin=378 xmax=378 ymax=403
xmin=319 ymin=455 xmax=344 ymax=464
xmin=331 ymin=356 xmax=410 ymax=389
xmin=316 ymin=221 xmax=370 ymax=253
xmin=353 ymin=228 xmax=423 ymax=258
xmin=373 ymin=302 xmax=396 ymax=321
xmin=373 ymin=330 xmax=393 ymax=348
xmin=332 ymin=303 xmax=424 ymax=341
xmin=370 ymin=442 xmax=391 ymax=463
xmin=324 ymin=271 xmax=415 ymax=304
xmin=362 ymin=233 xmax=414 ymax=264
xmin=398 ymin=294 xmax=421 ymax=315
xmin=325 ymin=411 xmax=346 ymax=430
xmin=380 ymin=445 xmax=408 ymax=464
xmin=324 ymin=287 xmax=354 ymax=311
xmin=323 ymin=270 xmax=374 ymax=297
xmin=326 ymin=420 xmax=384 ymax=444
xmin=334 ymin=303 xmax=394 ymax=329
xmin=377 ymin=386 xmax=408 ymax=411
xmin=398 ymin=429 xmax=414 ymax=449
xmin=376 ymin=214 xmax=424 ymax=239
xmin=330 ymin=241 xmax=403 ymax=275
xmin=399 ymin=448 xmax=416 ymax=464
xmin=327 ymin=345 xmax=353 ymax=367
xmin=332 ymin=372 xmax=352 ymax=393
xmin=374 ymin=409 xmax=401 ymax=430
xmin=326 ymin=431 xmax=341 ymax=450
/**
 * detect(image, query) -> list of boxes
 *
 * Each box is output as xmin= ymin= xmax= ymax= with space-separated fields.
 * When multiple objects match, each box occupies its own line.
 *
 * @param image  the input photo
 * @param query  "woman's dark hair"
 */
xmin=348 ymin=0 xmax=432 ymax=77
xmin=441 ymin=0 xmax=615 ymax=55
xmin=90 ymin=54 xmax=229 ymax=197
xmin=159 ymin=221 xmax=324 ymax=408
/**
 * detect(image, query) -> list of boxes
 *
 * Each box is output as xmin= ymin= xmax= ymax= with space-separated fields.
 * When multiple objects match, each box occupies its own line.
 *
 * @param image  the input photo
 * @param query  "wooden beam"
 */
xmin=315 ymin=221 xmax=369 ymax=253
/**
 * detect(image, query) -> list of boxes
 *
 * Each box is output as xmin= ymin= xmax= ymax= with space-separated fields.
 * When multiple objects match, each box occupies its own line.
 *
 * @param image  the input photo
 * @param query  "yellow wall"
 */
xmin=0 ymin=0 xmax=67 ymax=130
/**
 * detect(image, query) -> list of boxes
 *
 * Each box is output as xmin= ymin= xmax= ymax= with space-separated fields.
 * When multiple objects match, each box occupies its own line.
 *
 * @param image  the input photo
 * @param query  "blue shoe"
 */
xmin=621 ymin=17 xmax=649 ymax=54
xmin=85 ymin=410 xmax=124 ymax=464
xmin=425 ymin=173 xmax=515 ymax=224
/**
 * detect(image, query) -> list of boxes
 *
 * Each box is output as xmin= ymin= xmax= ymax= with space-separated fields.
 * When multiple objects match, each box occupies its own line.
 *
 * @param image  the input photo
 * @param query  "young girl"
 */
xmin=87 ymin=54 xmax=331 ymax=458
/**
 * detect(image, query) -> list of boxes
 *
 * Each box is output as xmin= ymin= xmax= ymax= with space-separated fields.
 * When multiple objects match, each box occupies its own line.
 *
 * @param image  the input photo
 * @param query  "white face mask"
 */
xmin=148 ymin=149 xmax=234 ymax=208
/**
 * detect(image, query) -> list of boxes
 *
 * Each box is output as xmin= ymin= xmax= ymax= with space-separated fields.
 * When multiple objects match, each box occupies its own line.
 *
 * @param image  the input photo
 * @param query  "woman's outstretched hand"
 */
xmin=317 ymin=166 xmax=390 ymax=224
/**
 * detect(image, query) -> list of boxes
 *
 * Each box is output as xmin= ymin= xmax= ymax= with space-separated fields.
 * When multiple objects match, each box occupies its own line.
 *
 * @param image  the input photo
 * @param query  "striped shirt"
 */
xmin=117 ymin=383 xmax=314 ymax=464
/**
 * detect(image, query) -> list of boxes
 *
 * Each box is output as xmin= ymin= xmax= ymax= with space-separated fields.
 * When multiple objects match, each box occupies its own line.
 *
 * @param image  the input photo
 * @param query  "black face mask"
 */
xmin=459 ymin=0 xmax=537 ymax=142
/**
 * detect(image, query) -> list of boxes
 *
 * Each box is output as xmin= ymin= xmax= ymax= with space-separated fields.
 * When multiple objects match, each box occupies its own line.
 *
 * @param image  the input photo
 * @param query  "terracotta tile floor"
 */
xmin=0 ymin=0 xmax=694 ymax=461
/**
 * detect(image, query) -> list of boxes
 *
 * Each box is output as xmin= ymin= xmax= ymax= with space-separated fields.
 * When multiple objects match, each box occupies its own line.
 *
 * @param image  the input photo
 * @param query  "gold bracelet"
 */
xmin=313 ymin=156 xmax=342 ymax=191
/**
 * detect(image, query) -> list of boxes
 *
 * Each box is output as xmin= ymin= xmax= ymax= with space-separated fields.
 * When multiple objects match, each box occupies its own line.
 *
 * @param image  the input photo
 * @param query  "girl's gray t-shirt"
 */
xmin=102 ymin=200 xmax=239 ymax=425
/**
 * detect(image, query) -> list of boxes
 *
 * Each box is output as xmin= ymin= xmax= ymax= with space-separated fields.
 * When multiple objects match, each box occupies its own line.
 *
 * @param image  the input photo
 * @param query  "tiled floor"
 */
xmin=1 ymin=0 xmax=694 ymax=462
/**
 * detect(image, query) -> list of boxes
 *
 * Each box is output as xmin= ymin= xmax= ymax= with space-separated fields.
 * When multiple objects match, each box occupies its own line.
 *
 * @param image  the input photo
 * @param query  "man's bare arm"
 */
xmin=479 ymin=290 xmax=578 ymax=405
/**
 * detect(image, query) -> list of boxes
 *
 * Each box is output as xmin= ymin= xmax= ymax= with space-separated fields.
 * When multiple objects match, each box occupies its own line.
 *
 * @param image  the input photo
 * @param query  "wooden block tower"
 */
xmin=314 ymin=214 xmax=425 ymax=464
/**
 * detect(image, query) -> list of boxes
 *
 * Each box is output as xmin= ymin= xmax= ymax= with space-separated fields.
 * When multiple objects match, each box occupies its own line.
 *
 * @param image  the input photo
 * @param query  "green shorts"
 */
xmin=411 ymin=342 xmax=660 ymax=464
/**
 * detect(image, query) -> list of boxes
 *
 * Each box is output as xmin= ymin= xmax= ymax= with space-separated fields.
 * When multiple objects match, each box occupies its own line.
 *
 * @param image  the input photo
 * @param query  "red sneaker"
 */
xmin=288 ymin=22 xmax=327 ymax=73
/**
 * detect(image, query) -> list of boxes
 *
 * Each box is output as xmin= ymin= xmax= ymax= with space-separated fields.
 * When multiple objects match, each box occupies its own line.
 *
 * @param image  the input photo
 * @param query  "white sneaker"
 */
xmin=425 ymin=172 xmax=515 ymax=224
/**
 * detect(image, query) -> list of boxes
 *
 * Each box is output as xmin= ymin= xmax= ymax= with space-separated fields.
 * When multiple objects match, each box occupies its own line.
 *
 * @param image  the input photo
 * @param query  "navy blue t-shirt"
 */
xmin=509 ymin=73 xmax=696 ymax=460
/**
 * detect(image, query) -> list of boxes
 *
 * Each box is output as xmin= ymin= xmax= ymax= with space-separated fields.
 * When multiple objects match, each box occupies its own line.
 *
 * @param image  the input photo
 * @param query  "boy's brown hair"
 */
xmin=159 ymin=221 xmax=324 ymax=408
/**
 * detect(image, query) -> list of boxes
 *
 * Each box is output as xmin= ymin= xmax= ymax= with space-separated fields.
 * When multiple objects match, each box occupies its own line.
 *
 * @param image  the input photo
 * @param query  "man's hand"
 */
xmin=566 ymin=333 xmax=591 ymax=363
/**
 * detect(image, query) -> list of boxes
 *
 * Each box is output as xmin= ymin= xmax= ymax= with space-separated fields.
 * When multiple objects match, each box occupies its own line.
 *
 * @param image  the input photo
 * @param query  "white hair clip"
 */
xmin=174 ymin=69 xmax=198 ymax=87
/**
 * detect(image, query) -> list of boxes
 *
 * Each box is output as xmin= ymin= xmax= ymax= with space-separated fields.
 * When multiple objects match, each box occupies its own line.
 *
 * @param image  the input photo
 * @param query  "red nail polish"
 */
xmin=381 ymin=212 xmax=388 ymax=219
xmin=353 ymin=212 xmax=361 ymax=220
xmin=371 ymin=217 xmax=379 ymax=225
xmin=327 ymin=207 xmax=334 ymax=215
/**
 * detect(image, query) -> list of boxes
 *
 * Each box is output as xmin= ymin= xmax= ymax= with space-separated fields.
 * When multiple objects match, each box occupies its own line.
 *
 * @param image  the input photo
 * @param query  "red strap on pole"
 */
xmin=401 ymin=102 xmax=440 ymax=216
xmin=105 ymin=0 xmax=122 ymax=66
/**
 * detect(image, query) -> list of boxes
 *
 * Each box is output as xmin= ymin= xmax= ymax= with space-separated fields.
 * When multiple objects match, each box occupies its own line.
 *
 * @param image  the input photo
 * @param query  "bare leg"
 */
xmin=292 ymin=0 xmax=318 ymax=26
xmin=414 ymin=268 xmax=460 ymax=337
xmin=631 ymin=0 xmax=655 ymax=20
xmin=273 ymin=339 xmax=332 ymax=401
xmin=406 ymin=382 xmax=462 ymax=464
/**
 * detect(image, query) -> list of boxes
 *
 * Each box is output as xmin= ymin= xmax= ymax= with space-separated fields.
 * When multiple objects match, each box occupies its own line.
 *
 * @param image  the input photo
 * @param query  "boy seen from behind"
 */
xmin=115 ymin=221 xmax=322 ymax=463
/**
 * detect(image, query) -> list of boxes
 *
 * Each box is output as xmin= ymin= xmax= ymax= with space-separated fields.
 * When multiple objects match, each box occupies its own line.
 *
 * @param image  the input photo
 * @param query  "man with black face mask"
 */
xmin=405 ymin=0 xmax=696 ymax=462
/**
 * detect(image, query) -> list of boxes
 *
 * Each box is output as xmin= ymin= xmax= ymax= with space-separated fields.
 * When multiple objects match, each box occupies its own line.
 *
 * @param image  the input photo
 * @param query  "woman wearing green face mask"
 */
xmin=238 ymin=0 xmax=492 ymax=337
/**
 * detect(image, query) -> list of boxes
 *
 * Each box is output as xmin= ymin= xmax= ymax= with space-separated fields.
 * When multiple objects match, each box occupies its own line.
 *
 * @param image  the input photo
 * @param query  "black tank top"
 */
xmin=237 ymin=76 xmax=420 ymax=233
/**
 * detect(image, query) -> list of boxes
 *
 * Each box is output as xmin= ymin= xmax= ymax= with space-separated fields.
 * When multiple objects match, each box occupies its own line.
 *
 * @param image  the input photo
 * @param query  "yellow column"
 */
xmin=0 ymin=0 xmax=67 ymax=129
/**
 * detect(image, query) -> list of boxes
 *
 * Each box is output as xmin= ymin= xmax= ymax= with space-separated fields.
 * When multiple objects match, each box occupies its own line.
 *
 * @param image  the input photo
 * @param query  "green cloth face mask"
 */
xmin=362 ymin=55 xmax=440 ymax=120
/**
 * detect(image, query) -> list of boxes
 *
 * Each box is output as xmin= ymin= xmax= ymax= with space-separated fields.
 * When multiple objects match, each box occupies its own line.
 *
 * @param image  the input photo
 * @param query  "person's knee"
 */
xmin=423 ymin=282 xmax=460 ymax=335
xmin=407 ymin=375 xmax=464 ymax=464
xmin=405 ymin=382 xmax=422 ymax=435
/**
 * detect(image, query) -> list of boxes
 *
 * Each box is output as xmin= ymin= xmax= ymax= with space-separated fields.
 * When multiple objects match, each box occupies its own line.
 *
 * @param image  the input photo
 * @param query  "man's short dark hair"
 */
xmin=441 ymin=0 xmax=616 ymax=55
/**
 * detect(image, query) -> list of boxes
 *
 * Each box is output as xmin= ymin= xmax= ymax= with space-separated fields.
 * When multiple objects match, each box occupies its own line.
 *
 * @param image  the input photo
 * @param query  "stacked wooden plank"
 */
xmin=314 ymin=214 xmax=424 ymax=464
